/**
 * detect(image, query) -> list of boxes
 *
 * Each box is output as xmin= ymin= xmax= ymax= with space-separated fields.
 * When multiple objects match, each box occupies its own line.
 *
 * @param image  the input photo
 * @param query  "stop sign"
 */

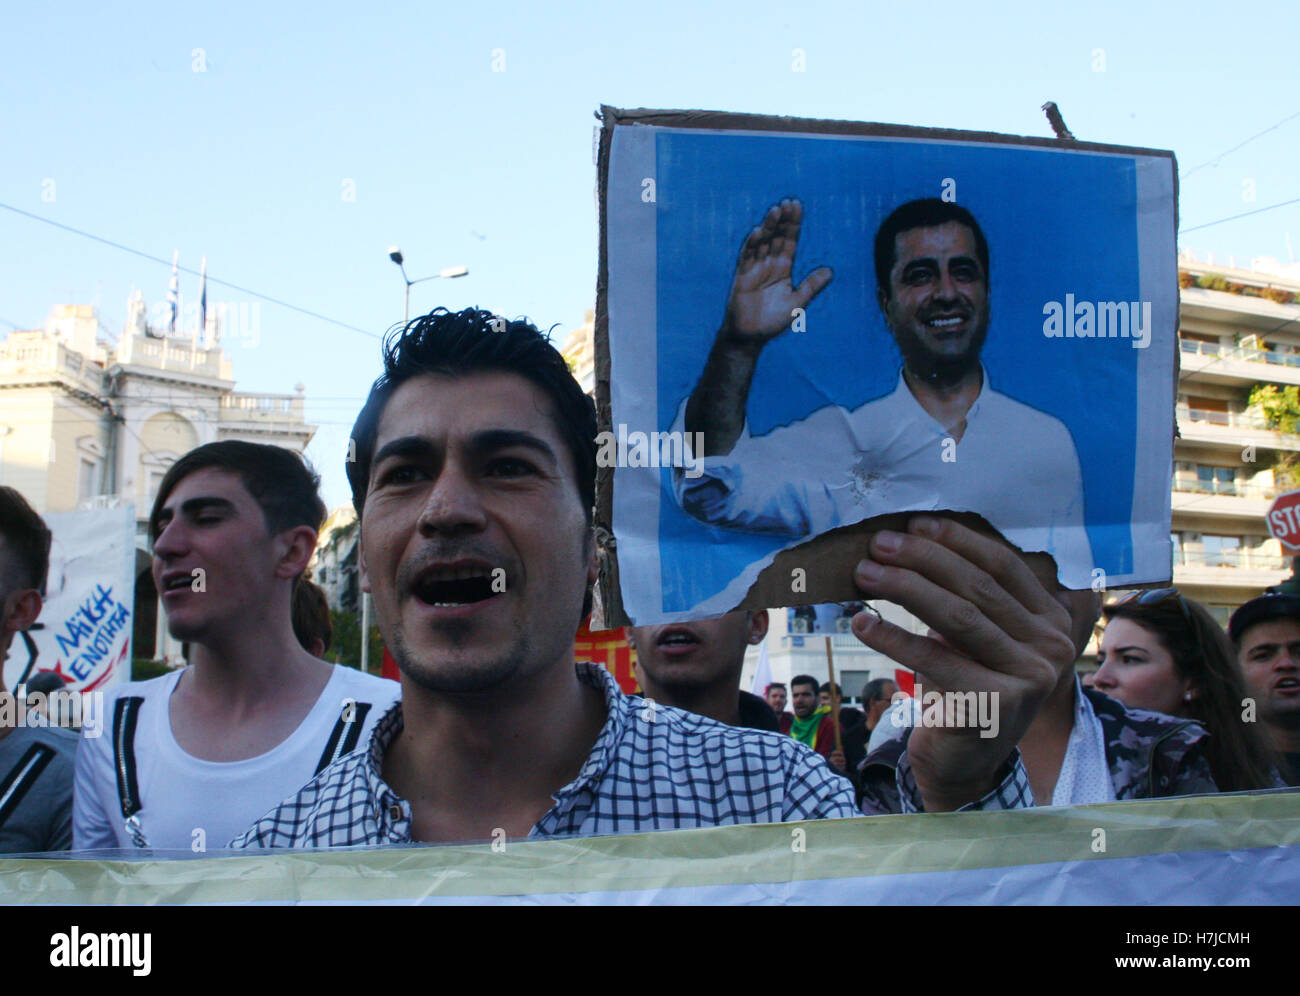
xmin=1267 ymin=490 xmax=1300 ymax=550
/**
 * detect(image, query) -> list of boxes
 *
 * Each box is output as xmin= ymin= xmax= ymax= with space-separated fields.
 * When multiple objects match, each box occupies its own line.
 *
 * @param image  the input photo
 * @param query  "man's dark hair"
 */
xmin=347 ymin=307 xmax=597 ymax=523
xmin=874 ymin=198 xmax=990 ymax=302
xmin=819 ymin=681 xmax=843 ymax=697
xmin=861 ymin=677 xmax=896 ymax=704
xmin=24 ymin=671 xmax=66 ymax=697
xmin=149 ymin=441 xmax=326 ymax=543
xmin=766 ymin=681 xmax=786 ymax=692
xmin=791 ymin=674 xmax=819 ymax=695
xmin=0 ymin=487 xmax=51 ymax=595
xmin=292 ymin=578 xmax=333 ymax=656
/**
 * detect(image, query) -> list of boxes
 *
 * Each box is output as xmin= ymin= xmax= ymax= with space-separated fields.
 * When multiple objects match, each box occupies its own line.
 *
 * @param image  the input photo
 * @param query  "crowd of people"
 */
xmin=0 ymin=305 xmax=1294 ymax=857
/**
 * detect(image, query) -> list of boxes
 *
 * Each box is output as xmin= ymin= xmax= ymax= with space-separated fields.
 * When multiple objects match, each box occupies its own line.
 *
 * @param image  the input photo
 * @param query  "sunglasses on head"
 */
xmin=1117 ymin=588 xmax=1192 ymax=623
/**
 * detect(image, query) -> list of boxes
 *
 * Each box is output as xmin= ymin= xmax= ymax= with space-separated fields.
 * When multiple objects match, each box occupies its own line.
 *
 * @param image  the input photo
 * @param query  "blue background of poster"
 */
xmin=651 ymin=131 xmax=1143 ymax=611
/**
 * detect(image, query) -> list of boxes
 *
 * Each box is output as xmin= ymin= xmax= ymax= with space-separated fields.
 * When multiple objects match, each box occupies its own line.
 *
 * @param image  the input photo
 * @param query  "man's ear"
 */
xmin=877 ymin=287 xmax=890 ymax=314
xmin=274 ymin=526 xmax=318 ymax=581
xmin=747 ymin=609 xmax=769 ymax=645
xmin=2 ymin=589 xmax=42 ymax=635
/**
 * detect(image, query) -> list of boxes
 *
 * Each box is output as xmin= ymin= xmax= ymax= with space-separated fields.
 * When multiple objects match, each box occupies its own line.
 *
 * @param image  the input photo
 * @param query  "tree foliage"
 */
xmin=1250 ymin=384 xmax=1300 ymax=434
xmin=1249 ymin=384 xmax=1300 ymax=487
xmin=329 ymin=608 xmax=384 ymax=674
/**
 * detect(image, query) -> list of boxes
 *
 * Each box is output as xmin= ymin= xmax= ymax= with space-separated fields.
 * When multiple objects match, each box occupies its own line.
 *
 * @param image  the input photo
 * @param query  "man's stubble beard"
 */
xmin=892 ymin=313 xmax=989 ymax=389
xmin=1262 ymin=695 xmax=1300 ymax=732
xmin=390 ymin=619 xmax=536 ymax=694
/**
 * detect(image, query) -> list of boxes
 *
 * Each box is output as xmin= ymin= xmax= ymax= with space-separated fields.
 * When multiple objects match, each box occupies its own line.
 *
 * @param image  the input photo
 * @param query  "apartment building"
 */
xmin=561 ymin=309 xmax=596 ymax=395
xmin=312 ymin=504 xmax=359 ymax=613
xmin=1172 ymin=253 xmax=1300 ymax=629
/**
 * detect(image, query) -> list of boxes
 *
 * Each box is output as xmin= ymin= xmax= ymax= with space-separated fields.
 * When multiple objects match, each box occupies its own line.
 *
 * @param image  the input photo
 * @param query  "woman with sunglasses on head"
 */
xmin=1097 ymin=589 xmax=1280 ymax=792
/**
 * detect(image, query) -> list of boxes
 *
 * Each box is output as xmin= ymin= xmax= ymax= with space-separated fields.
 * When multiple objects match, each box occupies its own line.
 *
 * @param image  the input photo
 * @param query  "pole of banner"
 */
xmin=825 ymin=636 xmax=842 ymax=754
xmin=360 ymin=586 xmax=371 ymax=674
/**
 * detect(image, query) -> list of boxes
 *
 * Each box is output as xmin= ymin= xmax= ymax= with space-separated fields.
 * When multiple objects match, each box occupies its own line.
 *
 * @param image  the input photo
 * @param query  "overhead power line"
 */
xmin=1181 ymin=110 xmax=1300 ymax=180
xmin=0 ymin=202 xmax=382 ymax=340
xmin=1181 ymin=197 xmax=1300 ymax=234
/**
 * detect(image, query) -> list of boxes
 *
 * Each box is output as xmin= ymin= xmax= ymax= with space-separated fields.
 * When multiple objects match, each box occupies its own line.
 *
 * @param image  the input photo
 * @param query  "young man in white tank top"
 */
xmin=73 ymin=442 xmax=398 ymax=851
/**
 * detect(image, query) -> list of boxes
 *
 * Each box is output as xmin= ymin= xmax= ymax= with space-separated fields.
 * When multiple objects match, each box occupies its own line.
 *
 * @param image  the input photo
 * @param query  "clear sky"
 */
xmin=3 ymin=0 xmax=1297 ymax=511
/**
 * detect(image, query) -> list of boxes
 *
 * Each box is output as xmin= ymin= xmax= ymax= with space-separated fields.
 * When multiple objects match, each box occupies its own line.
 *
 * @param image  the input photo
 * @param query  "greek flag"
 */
xmin=197 ymin=256 xmax=208 ymax=344
xmin=166 ymin=250 xmax=179 ymax=334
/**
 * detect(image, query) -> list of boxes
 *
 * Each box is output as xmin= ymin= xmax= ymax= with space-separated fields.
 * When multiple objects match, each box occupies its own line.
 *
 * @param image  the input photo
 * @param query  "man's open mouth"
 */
xmin=413 ymin=565 xmax=501 ymax=608
xmin=656 ymin=628 xmax=700 ymax=648
xmin=160 ymin=572 xmax=194 ymax=593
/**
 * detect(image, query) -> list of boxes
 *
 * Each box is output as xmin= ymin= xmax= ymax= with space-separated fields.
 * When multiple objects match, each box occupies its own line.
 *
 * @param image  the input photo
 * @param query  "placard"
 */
xmin=595 ymin=107 xmax=1177 ymax=624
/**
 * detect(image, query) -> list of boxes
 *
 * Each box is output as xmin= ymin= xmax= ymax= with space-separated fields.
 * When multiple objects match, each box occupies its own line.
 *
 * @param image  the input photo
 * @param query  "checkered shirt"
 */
xmin=229 ymin=663 xmax=1028 ymax=848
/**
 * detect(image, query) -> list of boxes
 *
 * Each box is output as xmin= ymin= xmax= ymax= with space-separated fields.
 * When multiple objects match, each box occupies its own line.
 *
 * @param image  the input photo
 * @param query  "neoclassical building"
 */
xmin=0 ymin=302 xmax=316 ymax=662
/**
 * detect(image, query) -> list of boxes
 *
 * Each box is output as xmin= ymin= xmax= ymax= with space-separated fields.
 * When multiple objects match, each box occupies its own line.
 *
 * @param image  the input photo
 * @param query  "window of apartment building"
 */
xmin=1180 ymin=332 xmax=1220 ymax=351
xmin=1202 ymin=535 xmax=1241 ymax=566
xmin=1195 ymin=465 xmax=1236 ymax=493
xmin=1171 ymin=532 xmax=1184 ymax=568
xmin=1184 ymin=395 xmax=1231 ymax=424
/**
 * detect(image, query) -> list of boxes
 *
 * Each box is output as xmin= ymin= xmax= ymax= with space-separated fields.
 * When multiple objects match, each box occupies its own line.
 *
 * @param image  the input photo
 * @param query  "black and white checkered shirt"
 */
xmin=229 ymin=663 xmax=1030 ymax=848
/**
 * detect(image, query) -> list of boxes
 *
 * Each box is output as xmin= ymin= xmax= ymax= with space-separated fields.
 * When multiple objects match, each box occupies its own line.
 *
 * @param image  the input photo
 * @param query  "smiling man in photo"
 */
xmin=674 ymin=197 xmax=1093 ymax=592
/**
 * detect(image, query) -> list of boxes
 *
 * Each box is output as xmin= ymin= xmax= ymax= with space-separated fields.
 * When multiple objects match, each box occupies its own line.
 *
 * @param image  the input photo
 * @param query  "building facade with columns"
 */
xmin=0 ymin=303 xmax=316 ymax=663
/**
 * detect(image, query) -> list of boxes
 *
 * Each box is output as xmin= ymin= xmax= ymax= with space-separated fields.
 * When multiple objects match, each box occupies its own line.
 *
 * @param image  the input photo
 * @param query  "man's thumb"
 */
xmin=795 ymin=266 xmax=834 ymax=307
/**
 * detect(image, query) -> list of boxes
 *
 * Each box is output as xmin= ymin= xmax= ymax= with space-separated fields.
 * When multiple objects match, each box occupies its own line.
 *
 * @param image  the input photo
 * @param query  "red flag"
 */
xmin=893 ymin=668 xmax=915 ymax=697
xmin=381 ymin=647 xmax=400 ymax=682
xmin=575 ymin=619 xmax=639 ymax=694
xmin=376 ymin=624 xmax=640 ymax=693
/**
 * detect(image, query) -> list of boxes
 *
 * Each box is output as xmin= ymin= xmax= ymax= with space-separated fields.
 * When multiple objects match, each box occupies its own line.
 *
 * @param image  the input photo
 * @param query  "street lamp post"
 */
xmin=388 ymin=247 xmax=469 ymax=323
xmin=359 ymin=248 xmax=470 ymax=674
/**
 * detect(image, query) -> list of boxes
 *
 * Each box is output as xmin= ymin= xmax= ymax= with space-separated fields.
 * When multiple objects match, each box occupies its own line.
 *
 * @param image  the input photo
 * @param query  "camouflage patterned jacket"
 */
xmin=858 ymin=686 xmax=1218 ymax=814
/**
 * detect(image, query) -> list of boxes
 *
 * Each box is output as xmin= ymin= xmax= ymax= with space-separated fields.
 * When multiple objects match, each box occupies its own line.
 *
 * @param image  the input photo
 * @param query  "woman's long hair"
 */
xmin=1101 ymin=592 xmax=1277 ymax=792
